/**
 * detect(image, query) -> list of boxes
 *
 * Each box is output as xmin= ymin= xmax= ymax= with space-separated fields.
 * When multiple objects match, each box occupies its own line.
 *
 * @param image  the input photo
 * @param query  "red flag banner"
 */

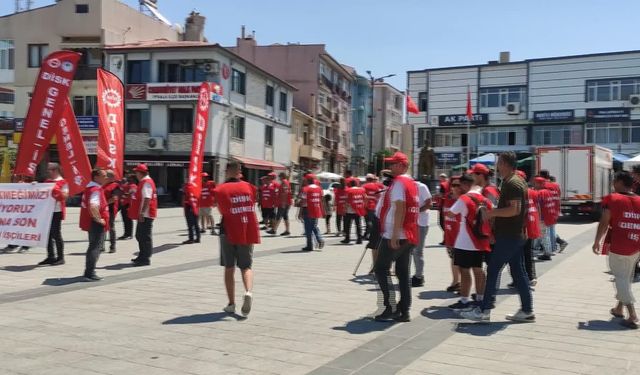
xmin=96 ymin=68 xmax=124 ymax=179
xmin=56 ymin=99 xmax=92 ymax=196
xmin=188 ymin=82 xmax=212 ymax=197
xmin=466 ymin=86 xmax=473 ymax=120
xmin=406 ymin=94 xmax=420 ymax=114
xmin=14 ymin=51 xmax=81 ymax=176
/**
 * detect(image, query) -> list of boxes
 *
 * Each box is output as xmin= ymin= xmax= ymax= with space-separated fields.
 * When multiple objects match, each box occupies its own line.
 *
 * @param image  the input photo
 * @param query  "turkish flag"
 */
xmin=96 ymin=68 xmax=124 ymax=179
xmin=406 ymin=94 xmax=420 ymax=114
xmin=56 ymin=99 xmax=92 ymax=196
xmin=188 ymin=82 xmax=212 ymax=198
xmin=466 ymin=86 xmax=473 ymax=121
xmin=14 ymin=50 xmax=81 ymax=176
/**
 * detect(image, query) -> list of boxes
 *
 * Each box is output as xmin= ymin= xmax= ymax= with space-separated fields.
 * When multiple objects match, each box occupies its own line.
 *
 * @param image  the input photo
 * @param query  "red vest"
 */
xmin=482 ymin=185 xmax=500 ymax=206
xmin=79 ymin=184 xmax=109 ymax=232
xmin=303 ymin=184 xmax=324 ymax=219
xmin=537 ymin=188 xmax=557 ymax=226
xmin=603 ymin=193 xmax=640 ymax=256
xmin=215 ymin=180 xmax=260 ymax=245
xmin=443 ymin=196 xmax=460 ymax=248
xmin=103 ymin=181 xmax=120 ymax=211
xmin=363 ymin=182 xmax=381 ymax=211
xmin=334 ymin=187 xmax=347 ymax=215
xmin=46 ymin=178 xmax=67 ymax=220
xmin=438 ymin=181 xmax=450 ymax=208
xmin=130 ymin=177 xmax=157 ymax=220
xmin=199 ymin=181 xmax=216 ymax=207
xmin=545 ymin=181 xmax=561 ymax=218
xmin=183 ymin=184 xmax=199 ymax=213
xmin=119 ymin=182 xmax=135 ymax=206
xmin=526 ymin=189 xmax=541 ymax=239
xmin=127 ymin=184 xmax=138 ymax=219
xmin=347 ymin=186 xmax=367 ymax=216
xmin=379 ymin=175 xmax=419 ymax=245
xmin=259 ymin=183 xmax=275 ymax=209
xmin=460 ymin=193 xmax=493 ymax=251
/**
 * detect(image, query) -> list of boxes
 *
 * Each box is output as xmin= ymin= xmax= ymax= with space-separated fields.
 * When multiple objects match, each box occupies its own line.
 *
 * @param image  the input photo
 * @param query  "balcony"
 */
xmin=320 ymin=136 xmax=332 ymax=149
xmin=300 ymin=144 xmax=323 ymax=160
xmin=74 ymin=65 xmax=100 ymax=80
xmin=320 ymin=106 xmax=332 ymax=120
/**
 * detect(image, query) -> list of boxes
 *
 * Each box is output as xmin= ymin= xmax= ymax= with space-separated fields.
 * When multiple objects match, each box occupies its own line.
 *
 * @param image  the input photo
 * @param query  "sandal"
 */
xmin=619 ymin=319 xmax=639 ymax=329
xmin=610 ymin=308 xmax=624 ymax=318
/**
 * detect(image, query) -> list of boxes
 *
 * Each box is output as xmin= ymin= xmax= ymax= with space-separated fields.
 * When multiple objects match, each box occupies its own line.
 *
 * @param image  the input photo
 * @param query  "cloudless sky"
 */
xmin=3 ymin=0 xmax=640 ymax=90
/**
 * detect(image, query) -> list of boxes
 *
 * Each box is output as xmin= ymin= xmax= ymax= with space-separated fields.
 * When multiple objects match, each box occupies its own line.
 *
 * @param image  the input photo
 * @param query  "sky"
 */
xmin=3 ymin=0 xmax=640 ymax=90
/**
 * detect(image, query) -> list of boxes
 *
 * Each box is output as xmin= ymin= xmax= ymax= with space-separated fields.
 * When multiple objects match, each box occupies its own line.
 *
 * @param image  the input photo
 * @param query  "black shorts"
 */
xmin=220 ymin=234 xmax=253 ymax=269
xmin=262 ymin=208 xmax=275 ymax=220
xmin=453 ymin=249 xmax=484 ymax=269
xmin=276 ymin=206 xmax=290 ymax=220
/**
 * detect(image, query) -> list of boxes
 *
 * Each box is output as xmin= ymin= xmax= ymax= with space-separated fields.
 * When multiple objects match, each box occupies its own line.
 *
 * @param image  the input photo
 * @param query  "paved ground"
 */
xmin=0 ymin=207 xmax=638 ymax=375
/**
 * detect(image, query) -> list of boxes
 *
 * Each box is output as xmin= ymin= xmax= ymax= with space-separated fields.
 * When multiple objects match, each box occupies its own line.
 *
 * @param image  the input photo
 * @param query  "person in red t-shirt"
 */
xmin=258 ymin=176 xmax=276 ymax=231
xmin=199 ymin=173 xmax=217 ymax=235
xmin=342 ymin=179 xmax=366 ymax=244
xmin=593 ymin=171 xmax=640 ymax=329
xmin=540 ymin=170 xmax=568 ymax=253
xmin=215 ymin=161 xmax=260 ymax=317
xmin=437 ymin=173 xmax=450 ymax=245
xmin=102 ymin=170 xmax=122 ymax=253
xmin=182 ymin=181 xmax=200 ymax=244
xmin=533 ymin=176 xmax=554 ymax=261
xmin=300 ymin=174 xmax=325 ymax=251
xmin=266 ymin=172 xmax=281 ymax=235
xmin=333 ymin=178 xmax=347 ymax=236
xmin=38 ymin=162 xmax=69 ymax=266
xmin=117 ymin=175 xmax=137 ymax=240
xmin=362 ymin=174 xmax=382 ymax=240
xmin=272 ymin=172 xmax=293 ymax=236
xmin=443 ymin=176 xmax=462 ymax=293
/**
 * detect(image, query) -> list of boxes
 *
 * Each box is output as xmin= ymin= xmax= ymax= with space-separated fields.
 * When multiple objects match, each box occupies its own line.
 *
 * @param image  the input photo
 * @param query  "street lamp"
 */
xmin=366 ymin=71 xmax=395 ymax=173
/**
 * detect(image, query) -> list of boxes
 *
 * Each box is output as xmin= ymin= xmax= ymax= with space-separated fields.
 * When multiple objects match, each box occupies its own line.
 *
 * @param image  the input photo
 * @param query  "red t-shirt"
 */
xmin=215 ymin=179 xmax=260 ymax=245
xmin=526 ymin=189 xmax=541 ymax=239
xmin=270 ymin=182 xmax=281 ymax=207
xmin=443 ymin=195 xmax=460 ymax=248
xmin=537 ymin=188 xmax=557 ymax=226
xmin=303 ymin=184 xmax=324 ymax=219
xmin=278 ymin=179 xmax=293 ymax=207
xmin=199 ymin=181 xmax=216 ymax=207
xmin=602 ymin=193 xmax=640 ymax=256
xmin=482 ymin=185 xmax=500 ymax=206
xmin=259 ymin=183 xmax=275 ymax=209
xmin=334 ymin=187 xmax=347 ymax=215
xmin=362 ymin=182 xmax=381 ymax=211
xmin=545 ymin=181 xmax=561 ymax=218
xmin=347 ymin=186 xmax=367 ymax=216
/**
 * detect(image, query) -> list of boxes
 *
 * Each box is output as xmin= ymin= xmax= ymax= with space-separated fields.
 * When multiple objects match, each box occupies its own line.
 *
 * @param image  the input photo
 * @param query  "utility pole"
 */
xmin=366 ymin=71 xmax=395 ymax=174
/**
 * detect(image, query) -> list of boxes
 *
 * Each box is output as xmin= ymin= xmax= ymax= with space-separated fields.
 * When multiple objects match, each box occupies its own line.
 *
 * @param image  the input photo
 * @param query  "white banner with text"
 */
xmin=0 ymin=183 xmax=55 ymax=248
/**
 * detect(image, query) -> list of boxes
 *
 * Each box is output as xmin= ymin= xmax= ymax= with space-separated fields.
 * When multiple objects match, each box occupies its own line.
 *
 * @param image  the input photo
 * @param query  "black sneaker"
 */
xmin=356 ymin=240 xmax=363 ymax=245
xmin=374 ymin=306 xmax=394 ymax=321
xmin=84 ymin=274 xmax=102 ymax=281
xmin=52 ymin=258 xmax=65 ymax=266
xmin=266 ymin=230 xmax=276 ymax=235
xmin=448 ymin=300 xmax=473 ymax=311
xmin=301 ymin=247 xmax=313 ymax=252
xmin=132 ymin=260 xmax=150 ymax=267
xmin=507 ymin=282 xmax=516 ymax=288
xmin=318 ymin=241 xmax=325 ymax=249
xmin=194 ymin=239 xmax=201 ymax=243
xmin=211 ymin=231 xmax=217 ymax=236
xmin=37 ymin=258 xmax=55 ymax=266
xmin=537 ymin=254 xmax=552 ymax=261
xmin=182 ymin=240 xmax=195 ymax=244
xmin=109 ymin=247 xmax=116 ymax=254
xmin=411 ymin=276 xmax=424 ymax=287
xmin=340 ymin=239 xmax=350 ymax=244
xmin=280 ymin=231 xmax=290 ymax=236
xmin=558 ymin=242 xmax=568 ymax=253
xmin=393 ymin=311 xmax=411 ymax=322
xmin=446 ymin=283 xmax=461 ymax=292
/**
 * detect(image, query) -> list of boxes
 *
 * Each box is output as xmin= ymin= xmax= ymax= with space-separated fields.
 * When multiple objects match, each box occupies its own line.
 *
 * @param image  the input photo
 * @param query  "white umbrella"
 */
xmin=623 ymin=154 xmax=640 ymax=170
xmin=469 ymin=153 xmax=497 ymax=166
xmin=316 ymin=172 xmax=342 ymax=180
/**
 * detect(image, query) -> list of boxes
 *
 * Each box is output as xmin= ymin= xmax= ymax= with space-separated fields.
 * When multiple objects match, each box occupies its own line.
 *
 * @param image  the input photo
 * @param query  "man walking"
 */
xmin=130 ymin=164 xmax=157 ymax=267
xmin=103 ymin=170 xmax=121 ymax=253
xmin=38 ymin=163 xmax=69 ymax=266
xmin=272 ymin=172 xmax=293 ymax=236
xmin=215 ymin=161 xmax=260 ymax=317
xmin=363 ymin=174 xmax=381 ymax=240
xmin=117 ymin=175 xmax=136 ymax=240
xmin=462 ymin=152 xmax=534 ymax=323
xmin=199 ymin=173 xmax=217 ymax=235
xmin=437 ymin=173 xmax=450 ymax=245
xmin=374 ymin=152 xmax=419 ymax=323
xmin=182 ymin=181 xmax=200 ymax=244
xmin=534 ymin=176 xmax=555 ymax=261
xmin=333 ymin=178 xmax=347 ymax=236
xmin=80 ymin=169 xmax=109 ymax=281
xmin=342 ymin=179 xmax=366 ymax=245
xmin=300 ymin=174 xmax=325 ymax=251
xmin=412 ymin=178 xmax=432 ymax=287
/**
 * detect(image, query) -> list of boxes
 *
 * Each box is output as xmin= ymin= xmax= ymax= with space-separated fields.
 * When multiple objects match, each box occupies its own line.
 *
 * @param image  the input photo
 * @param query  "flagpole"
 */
xmin=466 ymin=119 xmax=470 ymax=168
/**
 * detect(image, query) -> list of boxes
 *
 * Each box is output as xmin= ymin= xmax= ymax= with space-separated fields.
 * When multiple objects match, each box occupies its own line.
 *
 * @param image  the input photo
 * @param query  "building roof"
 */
xmin=106 ymin=40 xmax=297 ymax=91
xmin=408 ymin=49 xmax=640 ymax=74
xmin=374 ymin=81 xmax=404 ymax=94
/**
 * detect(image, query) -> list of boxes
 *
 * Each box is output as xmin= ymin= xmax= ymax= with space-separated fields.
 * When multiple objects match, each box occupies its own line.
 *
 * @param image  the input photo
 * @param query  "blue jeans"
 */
xmin=303 ymin=209 xmax=322 ymax=249
xmin=549 ymin=224 xmax=557 ymax=252
xmin=480 ymin=236 xmax=533 ymax=313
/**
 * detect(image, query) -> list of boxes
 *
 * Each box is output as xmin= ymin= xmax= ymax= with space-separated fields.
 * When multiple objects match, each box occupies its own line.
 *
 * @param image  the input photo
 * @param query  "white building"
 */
xmin=105 ymin=40 xmax=295 ymax=200
xmin=372 ymin=82 xmax=404 ymax=154
xmin=408 ymin=50 xmax=640 ymax=177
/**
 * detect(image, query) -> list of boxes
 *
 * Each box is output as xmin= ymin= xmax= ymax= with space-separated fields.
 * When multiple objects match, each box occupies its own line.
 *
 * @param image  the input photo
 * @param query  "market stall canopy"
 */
xmin=517 ymin=155 xmax=535 ymax=166
xmin=316 ymin=172 xmax=342 ymax=180
xmin=623 ymin=154 xmax=640 ymax=170
xmin=469 ymin=153 xmax=496 ymax=166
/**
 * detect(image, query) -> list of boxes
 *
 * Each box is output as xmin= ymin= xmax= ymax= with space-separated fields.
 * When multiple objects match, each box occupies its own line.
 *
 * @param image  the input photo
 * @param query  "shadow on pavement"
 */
xmin=152 ymin=243 xmax=181 ymax=255
xmin=332 ymin=317 xmax=393 ymax=334
xmin=577 ymin=319 xmax=626 ymax=331
xmin=42 ymin=276 xmax=86 ymax=286
xmin=99 ymin=263 xmax=133 ymax=270
xmin=454 ymin=321 xmax=511 ymax=336
xmin=280 ymin=250 xmax=311 ymax=254
xmin=1 ymin=264 xmax=40 ymax=272
xmin=421 ymin=306 xmax=459 ymax=320
xmin=419 ymin=290 xmax=456 ymax=300
xmin=163 ymin=312 xmax=242 ymax=324
xmin=425 ymin=245 xmax=445 ymax=249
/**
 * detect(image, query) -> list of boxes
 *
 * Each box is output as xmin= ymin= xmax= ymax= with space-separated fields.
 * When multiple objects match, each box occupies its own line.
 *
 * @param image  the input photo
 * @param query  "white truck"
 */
xmin=535 ymin=145 xmax=613 ymax=220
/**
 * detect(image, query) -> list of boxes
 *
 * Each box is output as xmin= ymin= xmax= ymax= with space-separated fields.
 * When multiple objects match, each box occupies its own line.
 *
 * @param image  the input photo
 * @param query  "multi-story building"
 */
xmin=372 ymin=82 xmax=404 ymax=155
xmin=104 ymin=40 xmax=295 ymax=200
xmin=231 ymin=32 xmax=354 ymax=173
xmin=408 ymin=50 xmax=640 ymax=177
xmin=347 ymin=69 xmax=371 ymax=176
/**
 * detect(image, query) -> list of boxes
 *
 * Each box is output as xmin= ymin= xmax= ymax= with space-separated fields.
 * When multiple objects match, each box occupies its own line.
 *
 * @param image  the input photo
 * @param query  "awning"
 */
xmin=125 ymin=160 xmax=189 ymax=167
xmin=233 ymin=156 xmax=287 ymax=171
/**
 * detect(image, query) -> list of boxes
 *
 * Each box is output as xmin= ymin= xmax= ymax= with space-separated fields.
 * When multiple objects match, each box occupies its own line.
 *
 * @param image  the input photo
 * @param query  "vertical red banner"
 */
xmin=96 ymin=68 xmax=124 ymax=179
xmin=188 ymin=82 xmax=211 ymax=197
xmin=56 ymin=99 xmax=92 ymax=196
xmin=14 ymin=51 xmax=81 ymax=176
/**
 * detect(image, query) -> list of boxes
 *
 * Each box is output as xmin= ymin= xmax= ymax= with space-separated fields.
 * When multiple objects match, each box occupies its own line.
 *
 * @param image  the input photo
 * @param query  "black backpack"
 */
xmin=467 ymin=194 xmax=490 ymax=239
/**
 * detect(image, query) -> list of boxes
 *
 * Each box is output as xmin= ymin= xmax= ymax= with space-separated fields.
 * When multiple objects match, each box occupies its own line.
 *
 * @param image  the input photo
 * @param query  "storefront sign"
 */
xmin=0 ymin=119 xmax=13 ymax=131
xmin=126 ymin=84 xmax=147 ymax=100
xmin=83 ymin=135 xmax=98 ymax=154
xmin=0 ymin=183 xmax=56 ymax=248
xmin=76 ymin=116 xmax=99 ymax=130
xmin=586 ymin=107 xmax=630 ymax=122
xmin=126 ymin=83 xmax=226 ymax=104
xmin=435 ymin=152 xmax=460 ymax=166
xmin=533 ymin=110 xmax=575 ymax=123
xmin=438 ymin=114 xmax=488 ymax=126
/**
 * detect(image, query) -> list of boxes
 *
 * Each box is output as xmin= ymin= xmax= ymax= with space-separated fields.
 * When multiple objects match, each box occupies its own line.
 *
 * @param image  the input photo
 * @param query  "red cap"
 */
xmin=516 ymin=170 xmax=527 ymax=180
xmin=260 ymin=175 xmax=268 ymax=180
xmin=470 ymin=163 xmax=490 ymax=176
xmin=133 ymin=164 xmax=148 ymax=173
xmin=305 ymin=173 xmax=316 ymax=180
xmin=534 ymin=177 xmax=546 ymax=184
xmin=268 ymin=172 xmax=277 ymax=178
xmin=201 ymin=172 xmax=209 ymax=177
xmin=384 ymin=152 xmax=409 ymax=165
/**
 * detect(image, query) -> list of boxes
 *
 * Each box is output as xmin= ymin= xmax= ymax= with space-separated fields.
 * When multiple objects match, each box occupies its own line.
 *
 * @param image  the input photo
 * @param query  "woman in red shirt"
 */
xmin=443 ymin=176 xmax=462 ymax=293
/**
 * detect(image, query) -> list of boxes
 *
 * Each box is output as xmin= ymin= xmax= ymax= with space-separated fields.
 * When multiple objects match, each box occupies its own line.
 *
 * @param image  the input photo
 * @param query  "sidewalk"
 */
xmin=0 ymin=208 xmax=638 ymax=374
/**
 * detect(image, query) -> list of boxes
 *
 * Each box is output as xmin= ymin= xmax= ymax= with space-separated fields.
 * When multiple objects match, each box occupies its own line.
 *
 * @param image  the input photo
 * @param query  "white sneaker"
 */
xmin=460 ymin=307 xmax=490 ymax=323
xmin=223 ymin=304 xmax=236 ymax=314
xmin=241 ymin=292 xmax=253 ymax=316
xmin=505 ymin=309 xmax=536 ymax=323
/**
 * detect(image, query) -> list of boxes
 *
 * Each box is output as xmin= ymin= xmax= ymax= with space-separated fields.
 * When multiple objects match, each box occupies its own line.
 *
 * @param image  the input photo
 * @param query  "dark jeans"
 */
xmin=184 ymin=205 xmax=200 ymax=241
xmin=135 ymin=218 xmax=154 ymax=262
xmin=108 ymin=204 xmax=117 ymax=250
xmin=120 ymin=204 xmax=133 ymax=237
xmin=303 ymin=209 xmax=322 ymax=249
xmin=344 ymin=213 xmax=362 ymax=242
xmin=364 ymin=210 xmax=375 ymax=238
xmin=47 ymin=212 xmax=64 ymax=260
xmin=85 ymin=221 xmax=105 ymax=276
xmin=336 ymin=214 xmax=344 ymax=233
xmin=375 ymin=239 xmax=413 ymax=314
xmin=509 ymin=239 xmax=536 ymax=283
xmin=481 ymin=236 xmax=533 ymax=313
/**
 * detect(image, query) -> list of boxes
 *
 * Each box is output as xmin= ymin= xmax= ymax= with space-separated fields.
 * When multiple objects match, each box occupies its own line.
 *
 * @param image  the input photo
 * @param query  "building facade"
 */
xmin=105 ymin=41 xmax=294 ymax=200
xmin=373 ymin=83 xmax=404 ymax=155
xmin=408 ymin=50 xmax=640 ymax=177
xmin=348 ymin=72 xmax=371 ymax=176
xmin=231 ymin=33 xmax=353 ymax=173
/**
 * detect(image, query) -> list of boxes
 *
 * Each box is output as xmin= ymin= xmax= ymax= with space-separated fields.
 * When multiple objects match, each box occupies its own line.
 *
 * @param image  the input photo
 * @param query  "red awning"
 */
xmin=233 ymin=156 xmax=287 ymax=171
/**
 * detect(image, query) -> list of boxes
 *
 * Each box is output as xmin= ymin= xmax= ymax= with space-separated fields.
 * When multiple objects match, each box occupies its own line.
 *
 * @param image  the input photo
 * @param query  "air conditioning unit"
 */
xmin=630 ymin=95 xmax=640 ymax=106
xmin=506 ymin=102 xmax=520 ymax=114
xmin=147 ymin=137 xmax=165 ymax=150
xmin=202 ymin=62 xmax=220 ymax=74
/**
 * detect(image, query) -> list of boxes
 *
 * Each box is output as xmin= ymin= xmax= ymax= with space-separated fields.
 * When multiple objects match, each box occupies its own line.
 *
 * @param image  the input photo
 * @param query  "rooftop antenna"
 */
xmin=138 ymin=0 xmax=172 ymax=26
